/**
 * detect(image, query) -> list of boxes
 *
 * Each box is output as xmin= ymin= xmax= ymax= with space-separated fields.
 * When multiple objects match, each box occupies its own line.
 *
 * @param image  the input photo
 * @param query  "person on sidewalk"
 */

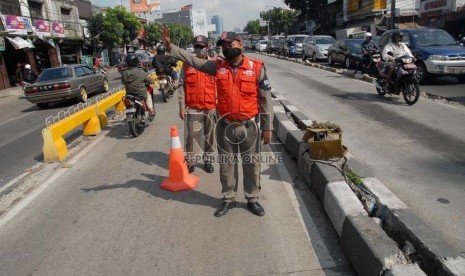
xmin=178 ymin=35 xmax=217 ymax=174
xmin=121 ymin=54 xmax=155 ymax=119
xmin=162 ymin=26 xmax=274 ymax=217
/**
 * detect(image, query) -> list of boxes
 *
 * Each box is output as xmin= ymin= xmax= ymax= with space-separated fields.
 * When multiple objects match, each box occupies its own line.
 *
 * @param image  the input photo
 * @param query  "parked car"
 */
xmin=116 ymin=51 xmax=153 ymax=73
xmin=284 ymin=34 xmax=309 ymax=57
xmin=267 ymin=36 xmax=284 ymax=54
xmin=327 ymin=39 xmax=364 ymax=69
xmin=23 ymin=65 xmax=109 ymax=108
xmin=255 ymin=40 xmax=268 ymax=52
xmin=379 ymin=28 xmax=465 ymax=83
xmin=276 ymin=37 xmax=286 ymax=55
xmin=302 ymin=35 xmax=336 ymax=61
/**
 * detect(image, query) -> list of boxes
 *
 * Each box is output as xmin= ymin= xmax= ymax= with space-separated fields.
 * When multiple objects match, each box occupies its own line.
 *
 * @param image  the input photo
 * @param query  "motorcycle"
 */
xmin=123 ymin=90 xmax=151 ymax=137
xmin=360 ymin=49 xmax=382 ymax=76
xmin=373 ymin=55 xmax=421 ymax=105
xmin=157 ymin=73 xmax=175 ymax=102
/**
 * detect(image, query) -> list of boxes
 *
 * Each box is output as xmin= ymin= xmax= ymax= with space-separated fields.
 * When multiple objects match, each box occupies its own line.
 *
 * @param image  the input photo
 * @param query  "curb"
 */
xmin=270 ymin=90 xmax=464 ymax=275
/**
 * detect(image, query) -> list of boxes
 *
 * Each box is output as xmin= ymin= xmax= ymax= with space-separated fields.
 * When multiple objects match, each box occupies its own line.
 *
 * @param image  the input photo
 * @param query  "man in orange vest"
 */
xmin=179 ymin=35 xmax=216 ymax=174
xmin=162 ymin=27 xmax=273 ymax=217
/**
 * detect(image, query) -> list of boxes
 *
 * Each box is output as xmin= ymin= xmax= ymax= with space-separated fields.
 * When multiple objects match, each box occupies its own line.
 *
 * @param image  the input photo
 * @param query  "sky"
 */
xmin=90 ymin=0 xmax=289 ymax=31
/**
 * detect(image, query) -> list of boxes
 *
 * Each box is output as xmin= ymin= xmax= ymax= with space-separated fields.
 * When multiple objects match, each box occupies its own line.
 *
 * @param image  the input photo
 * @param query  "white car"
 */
xmin=255 ymin=40 xmax=268 ymax=52
xmin=302 ymin=35 xmax=336 ymax=62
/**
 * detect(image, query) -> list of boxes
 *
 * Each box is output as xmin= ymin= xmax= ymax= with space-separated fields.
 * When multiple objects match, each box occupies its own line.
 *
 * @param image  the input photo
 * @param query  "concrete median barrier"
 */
xmin=96 ymin=90 xmax=126 ymax=128
xmin=42 ymin=104 xmax=101 ymax=162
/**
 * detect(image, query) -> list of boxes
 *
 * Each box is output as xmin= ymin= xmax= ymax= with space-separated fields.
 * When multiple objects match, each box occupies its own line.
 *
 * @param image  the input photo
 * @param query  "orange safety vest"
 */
xmin=184 ymin=62 xmax=217 ymax=110
xmin=216 ymin=56 xmax=263 ymax=122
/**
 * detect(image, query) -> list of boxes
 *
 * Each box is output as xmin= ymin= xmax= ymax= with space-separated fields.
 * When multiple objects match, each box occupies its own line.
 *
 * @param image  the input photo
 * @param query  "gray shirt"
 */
xmin=169 ymin=45 xmax=274 ymax=130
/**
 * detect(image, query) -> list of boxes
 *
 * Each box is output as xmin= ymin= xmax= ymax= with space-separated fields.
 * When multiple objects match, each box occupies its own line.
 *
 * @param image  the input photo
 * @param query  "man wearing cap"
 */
xmin=178 ymin=35 xmax=216 ymax=174
xmin=161 ymin=26 xmax=273 ymax=217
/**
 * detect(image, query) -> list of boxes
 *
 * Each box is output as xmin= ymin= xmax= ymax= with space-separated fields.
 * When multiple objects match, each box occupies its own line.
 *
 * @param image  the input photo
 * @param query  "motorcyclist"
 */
xmin=22 ymin=64 xmax=38 ymax=84
xmin=121 ymin=53 xmax=155 ymax=119
xmin=381 ymin=30 xmax=414 ymax=88
xmin=356 ymin=32 xmax=379 ymax=73
xmin=152 ymin=44 xmax=179 ymax=89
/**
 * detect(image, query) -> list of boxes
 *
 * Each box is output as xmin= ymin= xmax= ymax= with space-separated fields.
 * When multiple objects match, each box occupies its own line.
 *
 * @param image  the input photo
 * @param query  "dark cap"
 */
xmin=193 ymin=35 xmax=208 ymax=47
xmin=216 ymin=31 xmax=242 ymax=46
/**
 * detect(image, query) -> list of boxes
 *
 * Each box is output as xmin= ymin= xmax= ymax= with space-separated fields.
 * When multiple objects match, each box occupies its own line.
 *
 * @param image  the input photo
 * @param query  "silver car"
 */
xmin=24 ymin=65 xmax=109 ymax=108
xmin=302 ymin=35 xmax=336 ymax=62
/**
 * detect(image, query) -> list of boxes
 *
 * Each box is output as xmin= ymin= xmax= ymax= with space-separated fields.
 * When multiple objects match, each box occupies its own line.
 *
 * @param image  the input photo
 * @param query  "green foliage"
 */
xmin=260 ymin=8 xmax=299 ymax=36
xmin=345 ymin=169 xmax=363 ymax=186
xmin=284 ymin=0 xmax=332 ymax=34
xmin=244 ymin=20 xmax=261 ymax=35
xmin=145 ymin=22 xmax=162 ymax=46
xmin=87 ymin=6 xmax=141 ymax=48
xmin=167 ymin=23 xmax=193 ymax=47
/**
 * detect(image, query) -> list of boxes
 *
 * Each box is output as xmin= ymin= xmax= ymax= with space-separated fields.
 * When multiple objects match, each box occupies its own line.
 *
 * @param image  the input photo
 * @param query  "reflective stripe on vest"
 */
xmin=184 ymin=64 xmax=217 ymax=109
xmin=216 ymin=56 xmax=263 ymax=122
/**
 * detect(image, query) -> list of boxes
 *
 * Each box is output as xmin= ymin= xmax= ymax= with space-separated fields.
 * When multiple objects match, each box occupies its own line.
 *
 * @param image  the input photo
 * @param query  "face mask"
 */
xmin=194 ymin=47 xmax=207 ymax=57
xmin=223 ymin=47 xmax=242 ymax=60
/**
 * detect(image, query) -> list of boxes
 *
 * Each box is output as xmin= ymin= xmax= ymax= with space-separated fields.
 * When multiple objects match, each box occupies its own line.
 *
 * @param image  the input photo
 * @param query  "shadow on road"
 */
xmin=80 ymin=173 xmax=220 ymax=209
xmin=126 ymin=151 xmax=169 ymax=170
xmin=332 ymin=91 xmax=407 ymax=106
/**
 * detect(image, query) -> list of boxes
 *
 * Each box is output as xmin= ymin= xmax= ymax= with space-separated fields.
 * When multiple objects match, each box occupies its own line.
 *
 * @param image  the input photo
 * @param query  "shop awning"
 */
xmin=5 ymin=36 xmax=34 ymax=49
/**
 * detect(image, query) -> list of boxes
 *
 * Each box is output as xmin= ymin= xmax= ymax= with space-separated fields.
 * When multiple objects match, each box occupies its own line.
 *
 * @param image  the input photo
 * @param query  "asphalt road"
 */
xmin=253 ymin=53 xmax=465 ymax=255
xmin=0 ymin=93 xmax=353 ymax=275
xmin=0 ymin=71 xmax=122 ymax=188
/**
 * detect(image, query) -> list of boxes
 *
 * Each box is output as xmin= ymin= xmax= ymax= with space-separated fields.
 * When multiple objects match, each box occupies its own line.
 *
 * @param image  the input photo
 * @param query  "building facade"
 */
xmin=211 ymin=15 xmax=223 ymax=34
xmin=0 ymin=0 xmax=84 ymax=90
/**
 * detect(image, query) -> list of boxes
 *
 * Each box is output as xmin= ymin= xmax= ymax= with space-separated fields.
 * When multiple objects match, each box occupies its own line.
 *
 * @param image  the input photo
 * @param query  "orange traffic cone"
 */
xmin=161 ymin=126 xmax=199 ymax=192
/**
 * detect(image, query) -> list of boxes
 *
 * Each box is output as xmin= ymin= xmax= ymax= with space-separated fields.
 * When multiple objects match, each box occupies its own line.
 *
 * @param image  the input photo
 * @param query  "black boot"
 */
xmin=214 ymin=201 xmax=236 ymax=217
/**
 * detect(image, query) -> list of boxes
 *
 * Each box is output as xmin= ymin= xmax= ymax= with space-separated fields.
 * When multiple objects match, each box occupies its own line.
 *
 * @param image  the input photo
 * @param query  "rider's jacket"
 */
xmin=216 ymin=56 xmax=263 ymax=122
xmin=153 ymin=54 xmax=177 ymax=75
xmin=361 ymin=40 xmax=380 ymax=54
xmin=121 ymin=66 xmax=154 ymax=98
xmin=184 ymin=63 xmax=217 ymax=110
xmin=382 ymin=42 xmax=414 ymax=62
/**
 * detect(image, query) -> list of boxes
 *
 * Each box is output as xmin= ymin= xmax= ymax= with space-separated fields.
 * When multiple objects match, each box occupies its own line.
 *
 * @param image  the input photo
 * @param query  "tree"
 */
xmin=284 ymin=0 xmax=332 ymax=34
xmin=87 ymin=7 xmax=142 ymax=51
xmin=168 ymin=23 xmax=193 ymax=48
xmin=260 ymin=8 xmax=299 ymax=36
xmin=145 ymin=22 xmax=162 ymax=46
xmin=244 ymin=20 xmax=261 ymax=35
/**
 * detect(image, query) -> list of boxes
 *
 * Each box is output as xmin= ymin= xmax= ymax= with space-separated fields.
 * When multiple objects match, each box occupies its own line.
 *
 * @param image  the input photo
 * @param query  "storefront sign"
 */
xmin=0 ymin=15 xmax=27 ymax=35
xmin=36 ymin=19 xmax=51 ymax=36
xmin=0 ymin=37 xmax=5 ymax=51
xmin=52 ymin=21 xmax=65 ymax=37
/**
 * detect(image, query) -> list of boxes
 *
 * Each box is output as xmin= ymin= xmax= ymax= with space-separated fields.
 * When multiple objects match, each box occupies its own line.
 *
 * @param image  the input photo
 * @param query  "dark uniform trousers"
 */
xmin=185 ymin=108 xmax=216 ymax=165
xmin=216 ymin=118 xmax=261 ymax=203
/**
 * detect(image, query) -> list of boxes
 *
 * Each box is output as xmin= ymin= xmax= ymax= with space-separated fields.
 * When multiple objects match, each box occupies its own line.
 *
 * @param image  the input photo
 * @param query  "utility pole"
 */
xmin=390 ymin=0 xmax=396 ymax=29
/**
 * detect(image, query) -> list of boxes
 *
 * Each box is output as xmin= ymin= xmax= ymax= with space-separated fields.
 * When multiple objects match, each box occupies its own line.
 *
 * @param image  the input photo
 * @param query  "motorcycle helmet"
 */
xmin=364 ymin=32 xmax=372 ymax=39
xmin=125 ymin=53 xmax=140 ymax=67
xmin=157 ymin=44 xmax=165 ymax=54
xmin=391 ymin=30 xmax=404 ymax=42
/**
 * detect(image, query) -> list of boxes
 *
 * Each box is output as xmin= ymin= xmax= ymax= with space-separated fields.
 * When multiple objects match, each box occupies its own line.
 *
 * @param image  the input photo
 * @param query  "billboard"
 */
xmin=192 ymin=8 xmax=207 ymax=37
xmin=130 ymin=0 xmax=160 ymax=13
xmin=0 ymin=15 xmax=27 ymax=35
xmin=52 ymin=21 xmax=65 ymax=37
xmin=36 ymin=19 xmax=51 ymax=36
